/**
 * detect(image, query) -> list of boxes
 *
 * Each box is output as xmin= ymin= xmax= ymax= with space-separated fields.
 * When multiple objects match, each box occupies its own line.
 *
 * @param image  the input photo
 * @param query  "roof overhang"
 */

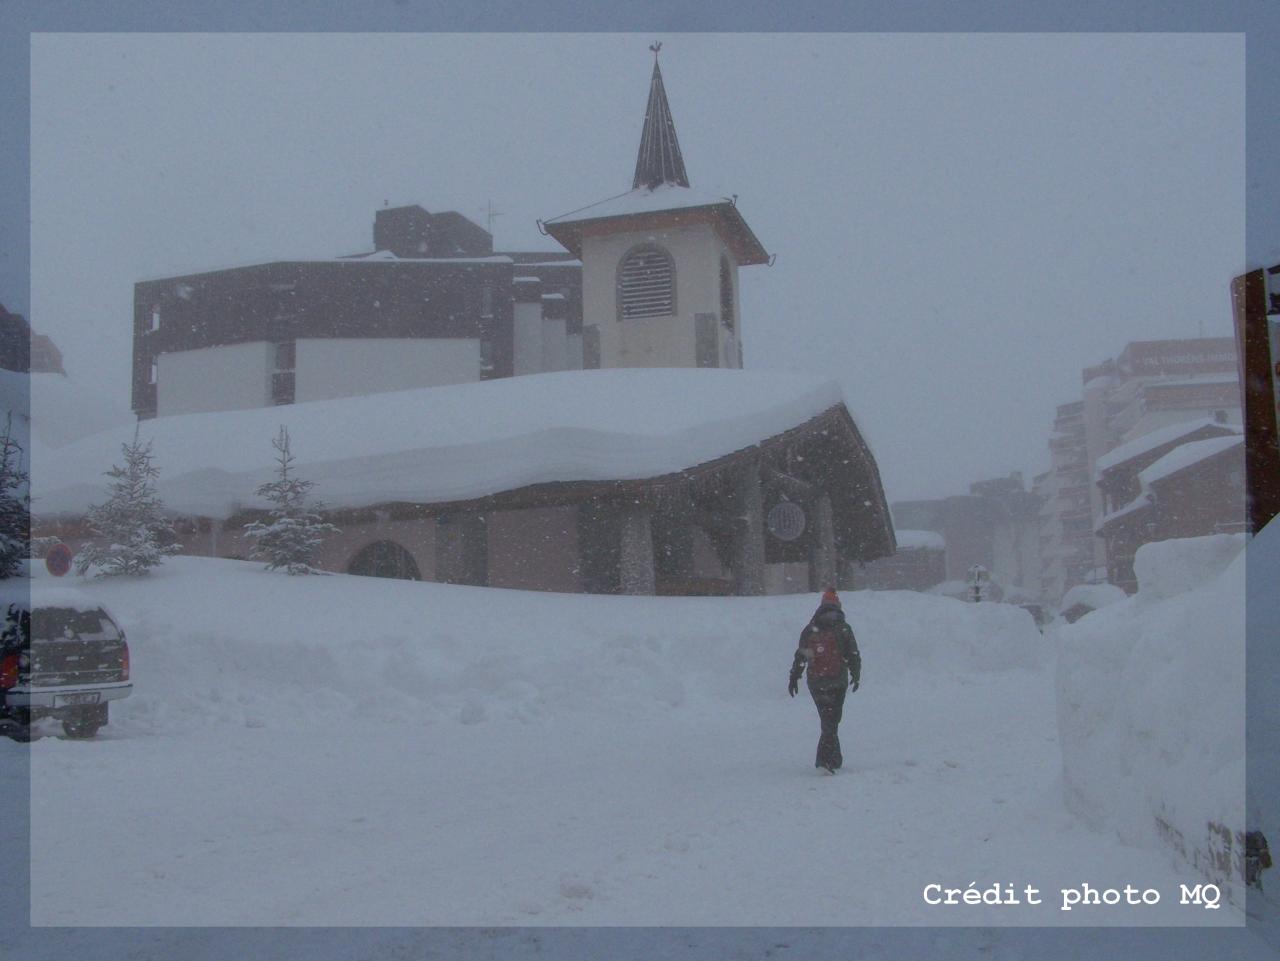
xmin=544 ymin=201 xmax=770 ymax=266
xmin=345 ymin=403 xmax=895 ymax=565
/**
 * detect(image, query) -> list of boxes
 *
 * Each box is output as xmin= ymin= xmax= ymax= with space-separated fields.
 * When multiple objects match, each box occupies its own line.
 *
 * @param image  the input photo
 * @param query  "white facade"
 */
xmin=157 ymin=342 xmax=273 ymax=417
xmin=513 ymin=298 xmax=580 ymax=377
xmin=581 ymin=222 xmax=741 ymax=371
xmin=295 ymin=338 xmax=480 ymax=403
xmin=512 ymin=299 xmax=544 ymax=376
xmin=156 ymin=337 xmax=482 ymax=417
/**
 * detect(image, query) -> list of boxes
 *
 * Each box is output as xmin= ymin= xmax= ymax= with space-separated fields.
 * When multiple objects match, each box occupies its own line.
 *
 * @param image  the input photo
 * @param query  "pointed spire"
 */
xmin=632 ymin=43 xmax=690 ymax=191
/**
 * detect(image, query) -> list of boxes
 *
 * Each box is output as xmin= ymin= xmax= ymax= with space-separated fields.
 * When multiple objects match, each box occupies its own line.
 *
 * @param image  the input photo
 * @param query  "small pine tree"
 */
xmin=243 ymin=426 xmax=338 ymax=574
xmin=0 ymin=414 xmax=30 ymax=578
xmin=77 ymin=426 xmax=180 ymax=577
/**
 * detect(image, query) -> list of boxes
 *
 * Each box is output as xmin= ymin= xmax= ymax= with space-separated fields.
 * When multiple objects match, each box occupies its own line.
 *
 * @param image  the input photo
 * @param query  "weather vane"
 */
xmin=650 ymin=41 xmax=662 ymax=59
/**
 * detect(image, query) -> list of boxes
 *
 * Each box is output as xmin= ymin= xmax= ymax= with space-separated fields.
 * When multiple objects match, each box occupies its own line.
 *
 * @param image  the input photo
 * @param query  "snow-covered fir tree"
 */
xmin=243 ymin=426 xmax=338 ymax=574
xmin=0 ymin=414 xmax=30 ymax=578
xmin=76 ymin=426 xmax=180 ymax=577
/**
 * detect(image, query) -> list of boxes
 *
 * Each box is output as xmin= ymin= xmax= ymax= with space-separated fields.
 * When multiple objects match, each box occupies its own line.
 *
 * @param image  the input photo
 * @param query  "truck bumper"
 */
xmin=6 ymin=682 xmax=132 ymax=709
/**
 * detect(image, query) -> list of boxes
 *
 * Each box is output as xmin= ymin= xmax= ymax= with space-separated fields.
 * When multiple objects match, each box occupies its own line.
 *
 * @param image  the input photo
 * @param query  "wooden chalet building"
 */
xmin=1095 ymin=419 xmax=1245 ymax=592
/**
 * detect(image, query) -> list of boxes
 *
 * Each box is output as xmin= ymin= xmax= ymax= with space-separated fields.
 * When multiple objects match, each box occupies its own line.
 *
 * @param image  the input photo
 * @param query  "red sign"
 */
xmin=45 ymin=544 xmax=73 ymax=577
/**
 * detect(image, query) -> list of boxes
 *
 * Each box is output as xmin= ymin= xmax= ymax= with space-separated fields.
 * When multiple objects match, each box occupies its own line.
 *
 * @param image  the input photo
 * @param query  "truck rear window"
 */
xmin=30 ymin=608 xmax=121 ymax=643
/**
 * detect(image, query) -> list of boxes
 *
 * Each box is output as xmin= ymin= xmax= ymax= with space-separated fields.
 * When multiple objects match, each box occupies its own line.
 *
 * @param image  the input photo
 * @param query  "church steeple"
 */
xmin=632 ymin=43 xmax=690 ymax=190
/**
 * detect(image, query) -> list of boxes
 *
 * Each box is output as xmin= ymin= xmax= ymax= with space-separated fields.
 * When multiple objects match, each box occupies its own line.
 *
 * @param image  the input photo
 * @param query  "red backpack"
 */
xmin=806 ymin=625 xmax=845 ymax=678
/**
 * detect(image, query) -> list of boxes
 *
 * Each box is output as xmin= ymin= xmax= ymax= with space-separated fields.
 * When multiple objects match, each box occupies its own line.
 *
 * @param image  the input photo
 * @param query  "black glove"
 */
xmin=849 ymin=677 xmax=860 ymax=692
xmin=788 ymin=676 xmax=799 ymax=697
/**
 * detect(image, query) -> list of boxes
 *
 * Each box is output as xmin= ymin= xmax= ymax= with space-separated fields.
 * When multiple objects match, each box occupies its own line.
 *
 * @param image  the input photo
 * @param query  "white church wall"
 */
xmin=582 ymin=222 xmax=727 ymax=370
xmin=157 ymin=341 xmax=273 ymax=417
xmin=295 ymin=338 xmax=480 ymax=403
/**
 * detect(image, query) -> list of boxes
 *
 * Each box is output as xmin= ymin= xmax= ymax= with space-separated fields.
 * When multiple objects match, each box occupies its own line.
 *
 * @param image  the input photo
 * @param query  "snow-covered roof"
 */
xmin=541 ymin=184 xmax=770 ymax=266
xmin=544 ymin=184 xmax=737 ymax=226
xmin=1094 ymin=418 xmax=1238 ymax=476
xmin=340 ymin=250 xmax=400 ymax=261
xmin=137 ymin=256 xmax=514 ymax=283
xmin=34 ymin=369 xmax=850 ymax=520
xmin=1139 ymin=434 xmax=1244 ymax=487
xmin=0 ymin=578 xmax=105 ymax=613
xmin=893 ymin=530 xmax=945 ymax=551
xmin=1096 ymin=492 xmax=1154 ymax=531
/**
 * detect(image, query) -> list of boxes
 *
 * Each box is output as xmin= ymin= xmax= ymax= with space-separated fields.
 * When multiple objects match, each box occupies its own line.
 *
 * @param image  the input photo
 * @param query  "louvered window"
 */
xmin=617 ymin=245 xmax=675 ymax=320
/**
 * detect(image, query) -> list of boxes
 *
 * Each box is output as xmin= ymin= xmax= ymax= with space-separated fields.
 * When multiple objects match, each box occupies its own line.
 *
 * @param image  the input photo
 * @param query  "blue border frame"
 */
xmin=2 ymin=3 xmax=1276 ymax=959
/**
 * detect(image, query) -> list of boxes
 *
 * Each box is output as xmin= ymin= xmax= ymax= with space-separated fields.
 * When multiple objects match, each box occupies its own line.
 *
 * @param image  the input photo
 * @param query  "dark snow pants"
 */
xmin=808 ymin=676 xmax=848 ymax=769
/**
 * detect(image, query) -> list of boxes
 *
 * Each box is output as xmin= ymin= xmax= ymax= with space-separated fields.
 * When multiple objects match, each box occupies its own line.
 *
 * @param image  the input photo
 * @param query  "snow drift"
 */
xmin=24 ymin=559 xmax=1238 ymax=928
xmin=66 ymin=558 xmax=1045 ymax=737
xmin=1055 ymin=533 xmax=1246 ymax=893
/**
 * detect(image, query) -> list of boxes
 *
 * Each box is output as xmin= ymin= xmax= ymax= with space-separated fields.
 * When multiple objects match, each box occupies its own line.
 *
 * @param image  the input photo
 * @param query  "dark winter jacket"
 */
xmin=790 ymin=603 xmax=861 ymax=688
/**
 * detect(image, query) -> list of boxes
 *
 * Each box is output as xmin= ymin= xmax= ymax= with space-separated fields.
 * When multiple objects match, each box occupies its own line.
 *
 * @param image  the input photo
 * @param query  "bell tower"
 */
xmin=542 ymin=44 xmax=769 ymax=371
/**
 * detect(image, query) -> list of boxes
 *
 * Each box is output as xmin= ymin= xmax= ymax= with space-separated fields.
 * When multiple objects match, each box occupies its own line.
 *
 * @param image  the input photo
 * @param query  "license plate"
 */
xmin=54 ymin=692 xmax=101 ymax=707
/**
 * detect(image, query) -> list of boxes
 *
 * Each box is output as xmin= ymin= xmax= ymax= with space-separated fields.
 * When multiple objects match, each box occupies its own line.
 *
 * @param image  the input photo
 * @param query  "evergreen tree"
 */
xmin=77 ymin=426 xmax=179 ymax=577
xmin=243 ymin=426 xmax=338 ymax=574
xmin=0 ymin=414 xmax=30 ymax=578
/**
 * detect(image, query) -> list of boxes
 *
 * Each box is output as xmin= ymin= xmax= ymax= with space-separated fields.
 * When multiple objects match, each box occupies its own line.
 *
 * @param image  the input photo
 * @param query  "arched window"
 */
xmin=617 ymin=244 xmax=675 ymax=320
xmin=719 ymin=255 xmax=735 ymax=331
xmin=347 ymin=540 xmax=422 ymax=581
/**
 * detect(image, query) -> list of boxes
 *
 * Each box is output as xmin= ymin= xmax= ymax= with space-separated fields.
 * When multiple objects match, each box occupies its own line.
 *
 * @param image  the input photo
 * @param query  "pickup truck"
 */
xmin=0 ymin=583 xmax=132 ymax=740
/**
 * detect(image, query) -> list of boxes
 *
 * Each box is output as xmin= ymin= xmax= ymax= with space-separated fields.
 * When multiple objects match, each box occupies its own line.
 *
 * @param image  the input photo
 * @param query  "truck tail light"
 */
xmin=120 ymin=641 xmax=130 ymax=682
xmin=0 ymin=652 xmax=17 ymax=689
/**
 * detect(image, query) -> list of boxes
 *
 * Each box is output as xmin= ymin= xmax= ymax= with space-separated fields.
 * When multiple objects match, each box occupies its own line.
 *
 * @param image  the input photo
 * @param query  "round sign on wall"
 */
xmin=45 ymin=543 xmax=73 ymax=577
xmin=766 ymin=501 xmax=806 ymax=541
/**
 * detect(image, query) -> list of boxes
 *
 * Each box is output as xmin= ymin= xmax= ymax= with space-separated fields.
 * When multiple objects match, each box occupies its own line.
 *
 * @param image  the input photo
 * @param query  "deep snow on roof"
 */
xmin=1094 ymin=418 xmax=1239 ymax=476
xmin=34 ymin=368 xmax=849 ymax=520
xmin=893 ymin=530 xmax=945 ymax=550
xmin=1140 ymin=434 xmax=1244 ymax=487
xmin=137 ymin=255 xmax=514 ymax=282
xmin=544 ymin=184 xmax=736 ymax=225
xmin=0 ymin=577 xmax=105 ymax=613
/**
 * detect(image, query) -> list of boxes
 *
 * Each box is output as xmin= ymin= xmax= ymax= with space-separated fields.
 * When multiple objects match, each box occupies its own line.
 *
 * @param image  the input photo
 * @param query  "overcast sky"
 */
xmin=29 ymin=32 xmax=1243 ymax=503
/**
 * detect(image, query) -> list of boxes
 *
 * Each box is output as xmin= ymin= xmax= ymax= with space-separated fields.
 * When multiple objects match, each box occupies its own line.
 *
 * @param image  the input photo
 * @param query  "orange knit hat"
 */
xmin=821 ymin=587 xmax=841 ymax=607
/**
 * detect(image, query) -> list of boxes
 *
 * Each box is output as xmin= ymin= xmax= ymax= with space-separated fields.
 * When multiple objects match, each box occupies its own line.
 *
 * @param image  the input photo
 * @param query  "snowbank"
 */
xmin=1133 ymin=532 xmax=1245 ymax=599
xmin=37 ymin=557 xmax=1045 ymax=737
xmin=1058 ymin=582 xmax=1127 ymax=617
xmin=1055 ymin=534 xmax=1246 ymax=893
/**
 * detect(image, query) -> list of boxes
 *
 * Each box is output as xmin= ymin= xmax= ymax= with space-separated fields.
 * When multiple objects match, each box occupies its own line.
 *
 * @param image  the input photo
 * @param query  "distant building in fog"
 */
xmin=1036 ymin=337 xmax=1241 ymax=604
xmin=850 ymin=529 xmax=946 ymax=592
xmin=887 ymin=472 xmax=1041 ymax=599
xmin=0 ymin=304 xmax=64 ymax=375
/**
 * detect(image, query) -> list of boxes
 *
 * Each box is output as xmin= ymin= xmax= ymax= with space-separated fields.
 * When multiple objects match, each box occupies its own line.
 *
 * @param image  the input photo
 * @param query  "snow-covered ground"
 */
xmin=10 ymin=522 xmax=1280 ymax=957
xmin=2 ymin=554 xmax=1248 ymax=930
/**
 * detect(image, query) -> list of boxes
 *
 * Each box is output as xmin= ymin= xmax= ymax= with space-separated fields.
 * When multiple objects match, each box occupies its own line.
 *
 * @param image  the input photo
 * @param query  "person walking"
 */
xmin=788 ymin=587 xmax=861 ymax=772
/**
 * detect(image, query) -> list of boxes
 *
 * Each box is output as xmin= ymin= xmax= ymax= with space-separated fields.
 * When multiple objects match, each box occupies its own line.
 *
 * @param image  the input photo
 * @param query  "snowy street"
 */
xmin=19 ymin=559 xmax=1237 ymax=927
